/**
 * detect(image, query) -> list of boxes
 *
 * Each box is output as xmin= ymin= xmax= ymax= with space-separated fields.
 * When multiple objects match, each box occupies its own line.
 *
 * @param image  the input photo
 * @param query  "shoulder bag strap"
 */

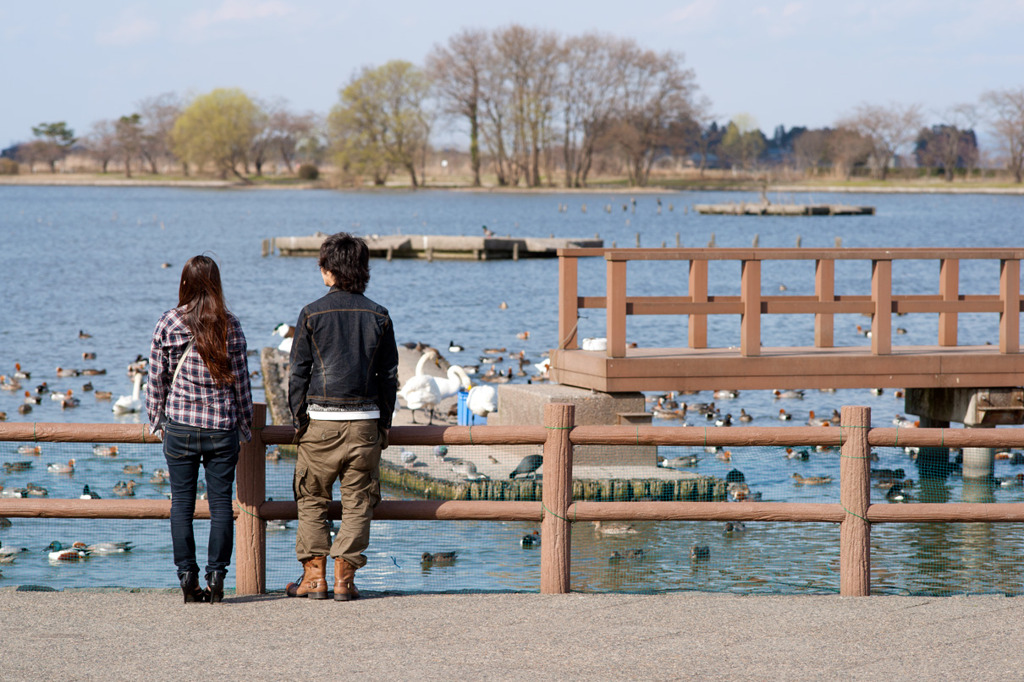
xmin=172 ymin=339 xmax=195 ymax=388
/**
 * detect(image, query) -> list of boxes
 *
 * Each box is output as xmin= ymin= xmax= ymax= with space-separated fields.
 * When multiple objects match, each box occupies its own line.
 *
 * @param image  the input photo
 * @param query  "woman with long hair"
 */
xmin=148 ymin=255 xmax=253 ymax=603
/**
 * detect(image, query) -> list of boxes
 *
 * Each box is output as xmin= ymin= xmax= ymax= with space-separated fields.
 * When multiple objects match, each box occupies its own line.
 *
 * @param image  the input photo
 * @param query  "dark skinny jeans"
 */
xmin=163 ymin=420 xmax=239 ymax=578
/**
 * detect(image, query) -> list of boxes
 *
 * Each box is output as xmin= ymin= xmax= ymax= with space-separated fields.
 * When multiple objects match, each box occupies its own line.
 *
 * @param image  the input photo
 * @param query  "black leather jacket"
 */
xmin=288 ymin=287 xmax=399 ymax=430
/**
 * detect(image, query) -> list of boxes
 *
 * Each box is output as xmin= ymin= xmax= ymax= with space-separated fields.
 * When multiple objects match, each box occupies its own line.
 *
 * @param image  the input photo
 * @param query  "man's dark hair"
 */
xmin=319 ymin=232 xmax=370 ymax=294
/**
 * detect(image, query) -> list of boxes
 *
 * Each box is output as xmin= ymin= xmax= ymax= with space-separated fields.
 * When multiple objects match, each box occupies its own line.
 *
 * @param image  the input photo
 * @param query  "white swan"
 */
xmin=434 ymin=365 xmax=472 ymax=400
xmin=398 ymin=350 xmax=442 ymax=424
xmin=466 ymin=384 xmax=498 ymax=417
xmin=112 ymin=372 xmax=144 ymax=415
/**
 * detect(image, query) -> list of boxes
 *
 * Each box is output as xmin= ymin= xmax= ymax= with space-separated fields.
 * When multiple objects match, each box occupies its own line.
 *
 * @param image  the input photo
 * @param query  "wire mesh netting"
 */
xmin=4 ymin=439 xmax=1024 ymax=595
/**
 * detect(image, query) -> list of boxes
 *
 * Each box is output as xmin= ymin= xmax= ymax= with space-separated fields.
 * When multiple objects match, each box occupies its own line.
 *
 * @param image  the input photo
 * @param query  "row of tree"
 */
xmin=6 ymin=24 xmax=1024 ymax=185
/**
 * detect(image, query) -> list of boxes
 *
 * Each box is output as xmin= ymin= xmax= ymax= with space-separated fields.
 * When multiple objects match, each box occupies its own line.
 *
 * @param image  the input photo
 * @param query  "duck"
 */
xmin=112 ymin=372 xmax=145 ymax=415
xmin=856 ymin=324 xmax=872 ymax=339
xmin=773 ymin=389 xmax=804 ymax=400
xmin=792 ymin=473 xmax=833 ymax=485
xmin=78 ymin=330 xmax=92 ymax=339
xmin=4 ymin=461 xmax=33 ymax=472
xmin=592 ymin=521 xmax=638 ymax=535
xmin=81 ymin=382 xmax=93 ymax=392
xmin=690 ymin=545 xmax=711 ymax=561
xmin=482 ymin=347 xmax=506 ymax=354
xmin=421 ymin=551 xmax=458 ymax=565
xmin=509 ymin=454 xmax=542 ymax=479
xmin=658 ymin=454 xmax=699 ymax=468
xmin=92 ymin=444 xmax=118 ymax=457
xmin=77 ymin=541 xmax=133 ymax=554
xmin=715 ymin=413 xmax=733 ymax=427
xmin=723 ymin=522 xmax=746 ymax=535
xmin=0 ymin=541 xmax=29 ymax=563
xmin=149 ymin=469 xmax=169 ymax=484
xmin=80 ymin=485 xmax=101 ymax=499
xmin=807 ymin=410 xmax=830 ymax=427
xmin=47 ymin=459 xmax=75 ymax=474
xmin=46 ymin=541 xmax=89 ymax=562
xmin=479 ymin=367 xmax=513 ymax=384
xmin=996 ymin=473 xmax=1024 ymax=487
xmin=80 ymin=368 xmax=106 ymax=376
xmin=738 ymin=408 xmax=753 ymax=423
xmin=17 ymin=444 xmax=42 ymax=455
xmin=716 ymin=450 xmax=732 ymax=462
xmin=397 ymin=349 xmax=442 ymax=424
xmin=126 ymin=355 xmax=148 ymax=375
xmin=113 ymin=480 xmax=136 ymax=497
xmin=122 ymin=464 xmax=144 ymax=475
xmin=55 ymin=367 xmax=80 ymax=378
xmin=273 ymin=323 xmax=295 ymax=352
xmin=885 ymin=482 xmax=911 ymax=502
xmin=0 ymin=375 xmax=21 ymax=391
xmin=892 ymin=415 xmax=919 ymax=428
xmin=267 ymin=519 xmax=290 ymax=531
xmin=778 ymin=408 xmax=792 ymax=421
xmin=13 ymin=363 xmax=30 ymax=380
xmin=81 ymin=352 xmax=96 ymax=360
xmin=448 ymin=340 xmax=464 ymax=353
xmin=466 ymin=384 xmax=498 ymax=417
xmin=520 ymin=531 xmax=541 ymax=547
xmin=58 ymin=390 xmax=80 ymax=408
xmin=609 ymin=549 xmax=645 ymax=564
xmin=713 ymin=389 xmax=738 ymax=399
xmin=94 ymin=390 xmax=113 ymax=401
xmin=727 ymin=482 xmax=750 ymax=501
xmin=784 ymin=448 xmax=810 ymax=461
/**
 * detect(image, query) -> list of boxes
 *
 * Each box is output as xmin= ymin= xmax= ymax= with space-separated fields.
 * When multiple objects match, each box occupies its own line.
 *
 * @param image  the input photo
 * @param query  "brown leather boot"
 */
xmin=334 ymin=558 xmax=360 ymax=601
xmin=285 ymin=556 xmax=328 ymax=599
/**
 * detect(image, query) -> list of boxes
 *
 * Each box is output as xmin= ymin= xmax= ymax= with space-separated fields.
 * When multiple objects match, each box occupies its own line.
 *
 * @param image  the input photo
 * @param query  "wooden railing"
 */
xmin=557 ymin=247 xmax=1024 ymax=357
xmin=5 ymin=403 xmax=1024 ymax=597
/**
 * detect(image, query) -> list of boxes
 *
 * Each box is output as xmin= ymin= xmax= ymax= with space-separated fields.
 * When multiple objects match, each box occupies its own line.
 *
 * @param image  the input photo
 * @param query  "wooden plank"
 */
xmin=815 ymin=259 xmax=835 ymax=347
xmin=607 ymin=259 xmax=627 ymax=358
xmin=741 ymin=259 xmax=761 ymax=356
xmin=872 ymin=260 xmax=892 ymax=355
xmin=1001 ymin=259 xmax=1020 ymax=353
xmin=568 ymin=501 xmax=844 ymax=523
xmin=939 ymin=259 xmax=959 ymax=346
xmin=689 ymin=259 xmax=708 ymax=348
xmin=541 ymin=403 xmax=574 ymax=594
xmin=235 ymin=403 xmax=266 ymax=595
xmin=558 ymin=256 xmax=579 ymax=349
xmin=259 ymin=500 xmax=543 ymax=521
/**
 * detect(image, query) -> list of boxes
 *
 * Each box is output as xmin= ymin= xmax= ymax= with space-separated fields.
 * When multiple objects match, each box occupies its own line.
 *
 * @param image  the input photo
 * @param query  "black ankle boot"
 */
xmin=180 ymin=570 xmax=207 ymax=603
xmin=206 ymin=571 xmax=225 ymax=604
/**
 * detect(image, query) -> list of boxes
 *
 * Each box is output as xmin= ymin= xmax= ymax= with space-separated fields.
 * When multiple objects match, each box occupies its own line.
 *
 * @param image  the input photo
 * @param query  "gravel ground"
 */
xmin=2 ymin=588 xmax=1023 ymax=680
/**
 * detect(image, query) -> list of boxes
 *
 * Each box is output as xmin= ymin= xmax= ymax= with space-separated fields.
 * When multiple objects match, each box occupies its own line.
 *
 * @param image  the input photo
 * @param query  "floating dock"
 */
xmin=694 ymin=202 xmax=874 ymax=216
xmin=269 ymin=233 xmax=604 ymax=260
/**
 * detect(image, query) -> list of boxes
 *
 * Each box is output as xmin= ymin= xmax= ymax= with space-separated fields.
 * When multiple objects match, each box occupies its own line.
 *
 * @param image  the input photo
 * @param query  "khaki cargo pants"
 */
xmin=294 ymin=419 xmax=382 ymax=568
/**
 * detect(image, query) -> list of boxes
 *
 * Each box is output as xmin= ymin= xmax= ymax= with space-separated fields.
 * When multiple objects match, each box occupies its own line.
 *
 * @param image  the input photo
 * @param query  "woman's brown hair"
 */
xmin=178 ymin=255 xmax=233 ymax=387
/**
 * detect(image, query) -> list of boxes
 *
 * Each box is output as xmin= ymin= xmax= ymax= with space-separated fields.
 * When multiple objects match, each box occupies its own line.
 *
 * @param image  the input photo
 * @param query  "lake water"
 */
xmin=2 ymin=185 xmax=1024 ymax=595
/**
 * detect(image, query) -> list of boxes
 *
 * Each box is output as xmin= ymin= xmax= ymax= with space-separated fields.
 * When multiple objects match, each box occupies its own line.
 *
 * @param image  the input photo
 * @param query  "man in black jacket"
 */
xmin=286 ymin=232 xmax=399 ymax=601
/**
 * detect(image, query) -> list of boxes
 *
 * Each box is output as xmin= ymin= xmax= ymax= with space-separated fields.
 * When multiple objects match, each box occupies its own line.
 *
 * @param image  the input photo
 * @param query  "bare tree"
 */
xmin=838 ymin=102 xmax=923 ymax=180
xmin=981 ymin=88 xmax=1024 ymax=183
xmin=613 ymin=44 xmax=697 ymax=186
xmin=426 ymin=28 xmax=489 ymax=187
xmin=560 ymin=33 xmax=621 ymax=187
xmin=115 ymin=114 xmax=143 ymax=178
xmin=137 ymin=92 xmax=183 ymax=174
xmin=792 ymin=129 xmax=830 ymax=175
xmin=268 ymin=107 xmax=317 ymax=173
xmin=827 ymin=126 xmax=872 ymax=180
xmin=85 ymin=119 xmax=118 ymax=173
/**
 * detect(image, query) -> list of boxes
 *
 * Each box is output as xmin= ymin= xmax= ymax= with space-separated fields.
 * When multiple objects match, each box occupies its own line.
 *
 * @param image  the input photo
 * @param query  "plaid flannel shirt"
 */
xmin=147 ymin=307 xmax=253 ymax=442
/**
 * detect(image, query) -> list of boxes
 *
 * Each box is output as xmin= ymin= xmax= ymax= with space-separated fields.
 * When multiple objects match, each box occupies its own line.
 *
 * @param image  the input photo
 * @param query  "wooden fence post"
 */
xmin=541 ymin=403 xmax=575 ymax=594
xmin=235 ymin=403 xmax=266 ymax=595
xmin=840 ymin=405 xmax=871 ymax=596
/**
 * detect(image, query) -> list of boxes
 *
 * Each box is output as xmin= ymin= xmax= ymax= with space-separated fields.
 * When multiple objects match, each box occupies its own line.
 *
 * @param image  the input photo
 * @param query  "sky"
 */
xmin=2 ymin=0 xmax=1023 ymax=148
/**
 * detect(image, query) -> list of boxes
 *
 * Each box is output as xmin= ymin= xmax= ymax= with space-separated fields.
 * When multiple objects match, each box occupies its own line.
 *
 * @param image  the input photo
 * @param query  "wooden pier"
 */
xmin=694 ymin=202 xmax=874 ymax=216
xmin=551 ymin=247 xmax=1024 ymax=392
xmin=270 ymin=233 xmax=604 ymax=260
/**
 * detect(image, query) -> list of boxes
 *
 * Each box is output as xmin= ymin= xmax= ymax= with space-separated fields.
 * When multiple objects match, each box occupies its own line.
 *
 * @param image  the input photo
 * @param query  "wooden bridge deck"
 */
xmin=550 ymin=344 xmax=1024 ymax=393
xmin=550 ymin=248 xmax=1024 ymax=394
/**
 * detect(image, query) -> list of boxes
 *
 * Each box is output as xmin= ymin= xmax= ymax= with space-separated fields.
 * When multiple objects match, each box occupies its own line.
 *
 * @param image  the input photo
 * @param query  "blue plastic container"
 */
xmin=457 ymin=389 xmax=488 ymax=426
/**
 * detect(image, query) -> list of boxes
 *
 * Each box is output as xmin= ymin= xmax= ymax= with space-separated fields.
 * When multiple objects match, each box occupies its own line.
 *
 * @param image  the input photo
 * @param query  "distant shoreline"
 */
xmin=2 ymin=173 xmax=1024 ymax=195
